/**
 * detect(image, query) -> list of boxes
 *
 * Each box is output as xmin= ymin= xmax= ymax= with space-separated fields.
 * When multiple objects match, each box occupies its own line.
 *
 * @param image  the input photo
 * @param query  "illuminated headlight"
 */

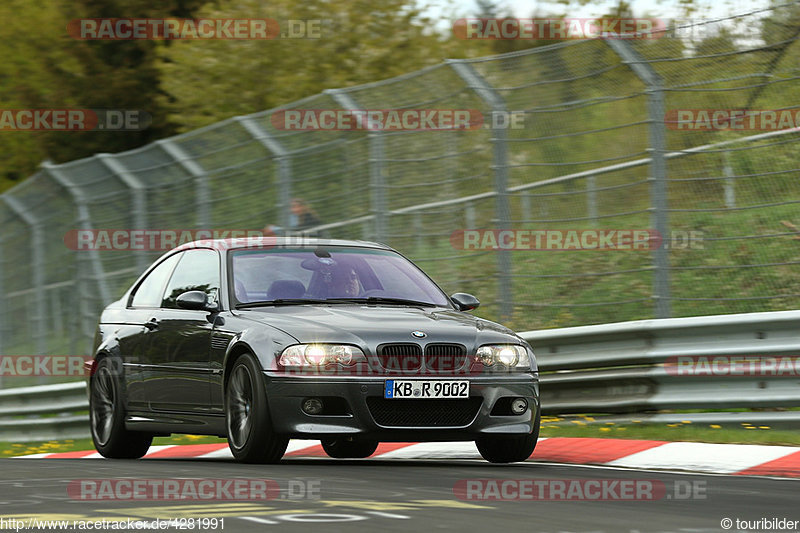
xmin=279 ymin=344 xmax=366 ymax=367
xmin=476 ymin=345 xmax=530 ymax=369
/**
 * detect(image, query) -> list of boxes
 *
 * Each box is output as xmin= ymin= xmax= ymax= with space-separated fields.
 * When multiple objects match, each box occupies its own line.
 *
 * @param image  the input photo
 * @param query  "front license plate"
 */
xmin=384 ymin=380 xmax=469 ymax=399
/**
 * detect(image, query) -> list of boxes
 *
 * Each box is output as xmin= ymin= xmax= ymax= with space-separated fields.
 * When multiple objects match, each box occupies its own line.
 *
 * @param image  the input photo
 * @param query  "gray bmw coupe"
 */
xmin=88 ymin=237 xmax=539 ymax=463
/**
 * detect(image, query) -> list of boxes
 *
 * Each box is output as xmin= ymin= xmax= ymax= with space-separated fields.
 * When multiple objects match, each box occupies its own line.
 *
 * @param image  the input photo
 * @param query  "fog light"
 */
xmin=510 ymin=398 xmax=528 ymax=415
xmin=302 ymin=398 xmax=324 ymax=415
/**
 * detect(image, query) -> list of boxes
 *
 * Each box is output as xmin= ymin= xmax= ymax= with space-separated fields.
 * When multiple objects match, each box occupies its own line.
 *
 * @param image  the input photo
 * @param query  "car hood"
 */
xmin=236 ymin=305 xmax=523 ymax=350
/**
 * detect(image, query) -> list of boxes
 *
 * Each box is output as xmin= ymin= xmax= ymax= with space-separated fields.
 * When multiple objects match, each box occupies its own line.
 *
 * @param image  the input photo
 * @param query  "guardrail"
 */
xmin=522 ymin=309 xmax=800 ymax=427
xmin=0 ymin=382 xmax=88 ymax=442
xmin=1 ymin=310 xmax=799 ymax=441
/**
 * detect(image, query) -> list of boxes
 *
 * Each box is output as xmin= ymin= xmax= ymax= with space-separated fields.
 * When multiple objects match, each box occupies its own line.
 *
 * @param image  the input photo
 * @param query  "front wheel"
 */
xmin=476 ymin=411 xmax=540 ymax=464
xmin=90 ymin=357 xmax=152 ymax=459
xmin=321 ymin=439 xmax=379 ymax=459
xmin=226 ymin=353 xmax=289 ymax=464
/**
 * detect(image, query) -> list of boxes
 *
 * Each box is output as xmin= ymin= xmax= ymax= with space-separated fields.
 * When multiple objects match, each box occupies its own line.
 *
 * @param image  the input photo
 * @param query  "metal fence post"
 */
xmin=586 ymin=175 xmax=597 ymax=226
xmin=157 ymin=140 xmax=211 ymax=227
xmin=1 ymin=196 xmax=47 ymax=356
xmin=465 ymin=202 xmax=476 ymax=229
xmin=723 ymin=152 xmax=735 ymax=208
xmin=235 ymin=116 xmax=292 ymax=230
xmin=368 ymin=133 xmax=387 ymax=242
xmin=605 ymin=39 xmax=671 ymax=318
xmin=520 ymin=193 xmax=531 ymax=225
xmin=413 ymin=212 xmax=423 ymax=253
xmin=327 ymin=90 xmax=387 ymax=243
xmin=0 ymin=231 xmax=5 ymax=370
xmin=42 ymin=163 xmax=112 ymax=345
xmin=96 ymin=154 xmax=149 ymax=275
xmin=447 ymin=60 xmax=513 ymax=319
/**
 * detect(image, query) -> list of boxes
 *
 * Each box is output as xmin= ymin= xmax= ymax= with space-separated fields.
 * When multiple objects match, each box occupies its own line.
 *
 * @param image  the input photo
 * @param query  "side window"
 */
xmin=130 ymin=253 xmax=181 ymax=308
xmin=161 ymin=249 xmax=221 ymax=309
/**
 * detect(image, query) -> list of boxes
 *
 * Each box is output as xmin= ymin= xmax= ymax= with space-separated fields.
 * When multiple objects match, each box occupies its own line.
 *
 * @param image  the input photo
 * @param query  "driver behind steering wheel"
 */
xmin=328 ymin=266 xmax=362 ymax=298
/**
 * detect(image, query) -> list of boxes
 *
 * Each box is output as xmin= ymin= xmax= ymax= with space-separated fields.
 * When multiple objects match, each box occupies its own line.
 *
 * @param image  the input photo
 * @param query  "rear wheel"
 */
xmin=476 ymin=410 xmax=540 ymax=464
xmin=90 ymin=358 xmax=152 ymax=459
xmin=226 ymin=353 xmax=289 ymax=463
xmin=321 ymin=438 xmax=379 ymax=459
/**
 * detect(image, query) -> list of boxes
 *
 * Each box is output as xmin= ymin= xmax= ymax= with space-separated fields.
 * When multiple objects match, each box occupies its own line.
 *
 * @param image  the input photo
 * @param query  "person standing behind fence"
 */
xmin=263 ymin=198 xmax=323 ymax=237
xmin=289 ymin=198 xmax=321 ymax=233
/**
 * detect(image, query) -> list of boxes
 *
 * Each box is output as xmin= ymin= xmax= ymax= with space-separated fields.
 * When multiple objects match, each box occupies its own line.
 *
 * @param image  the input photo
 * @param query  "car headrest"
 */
xmin=267 ymin=280 xmax=305 ymax=300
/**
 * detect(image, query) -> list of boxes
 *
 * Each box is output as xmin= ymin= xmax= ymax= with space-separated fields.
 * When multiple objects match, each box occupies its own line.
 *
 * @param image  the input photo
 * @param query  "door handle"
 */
xmin=144 ymin=318 xmax=159 ymax=331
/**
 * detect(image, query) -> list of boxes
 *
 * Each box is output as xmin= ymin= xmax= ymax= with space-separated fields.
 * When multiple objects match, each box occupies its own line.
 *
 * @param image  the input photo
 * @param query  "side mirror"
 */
xmin=450 ymin=292 xmax=480 ymax=311
xmin=176 ymin=290 xmax=216 ymax=311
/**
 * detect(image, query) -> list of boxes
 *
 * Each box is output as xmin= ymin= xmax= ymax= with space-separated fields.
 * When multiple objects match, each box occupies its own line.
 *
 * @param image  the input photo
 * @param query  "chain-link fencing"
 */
xmin=1 ymin=3 xmax=799 ymax=386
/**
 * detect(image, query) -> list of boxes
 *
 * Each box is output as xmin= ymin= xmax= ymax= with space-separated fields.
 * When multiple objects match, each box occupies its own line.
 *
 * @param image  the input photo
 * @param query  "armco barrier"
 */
xmin=0 ymin=381 xmax=88 ymax=442
xmin=1 ymin=310 xmax=799 ymax=441
xmin=523 ymin=310 xmax=800 ymax=423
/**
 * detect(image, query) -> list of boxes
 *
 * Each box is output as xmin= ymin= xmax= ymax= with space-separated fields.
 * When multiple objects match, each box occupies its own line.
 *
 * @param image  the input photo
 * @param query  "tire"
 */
xmin=226 ymin=353 xmax=289 ymax=464
xmin=89 ymin=357 xmax=153 ymax=459
xmin=321 ymin=438 xmax=379 ymax=459
xmin=476 ymin=409 xmax=540 ymax=464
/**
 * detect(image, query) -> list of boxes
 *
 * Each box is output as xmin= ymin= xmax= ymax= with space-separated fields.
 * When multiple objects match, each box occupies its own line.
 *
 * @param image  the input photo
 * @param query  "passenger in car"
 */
xmin=329 ymin=267 xmax=361 ymax=297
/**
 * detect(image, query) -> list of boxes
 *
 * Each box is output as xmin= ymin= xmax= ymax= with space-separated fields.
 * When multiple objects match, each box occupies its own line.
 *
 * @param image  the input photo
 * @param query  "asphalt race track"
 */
xmin=0 ymin=457 xmax=797 ymax=532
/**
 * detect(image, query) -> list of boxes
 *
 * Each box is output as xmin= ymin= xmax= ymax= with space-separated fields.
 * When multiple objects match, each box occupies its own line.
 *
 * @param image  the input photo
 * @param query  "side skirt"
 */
xmin=125 ymin=411 xmax=227 ymax=438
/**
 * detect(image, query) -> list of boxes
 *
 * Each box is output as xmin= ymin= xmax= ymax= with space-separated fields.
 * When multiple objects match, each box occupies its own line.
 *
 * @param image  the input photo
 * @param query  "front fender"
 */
xmin=222 ymin=324 xmax=299 ymax=380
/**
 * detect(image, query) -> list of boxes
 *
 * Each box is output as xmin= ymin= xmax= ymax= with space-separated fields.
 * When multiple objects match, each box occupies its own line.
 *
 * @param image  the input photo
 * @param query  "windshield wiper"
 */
xmin=236 ymin=297 xmax=440 ymax=309
xmin=326 ymin=297 xmax=439 ymax=308
xmin=236 ymin=299 xmax=329 ymax=308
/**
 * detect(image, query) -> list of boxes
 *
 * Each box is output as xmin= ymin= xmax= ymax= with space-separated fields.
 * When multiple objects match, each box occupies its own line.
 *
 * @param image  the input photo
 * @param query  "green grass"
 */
xmin=540 ymin=418 xmax=800 ymax=446
xmin=0 ymin=434 xmax=227 ymax=457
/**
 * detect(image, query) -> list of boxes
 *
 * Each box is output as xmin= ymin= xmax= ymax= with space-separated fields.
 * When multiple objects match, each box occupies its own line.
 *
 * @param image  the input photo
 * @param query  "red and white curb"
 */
xmin=15 ymin=438 xmax=800 ymax=478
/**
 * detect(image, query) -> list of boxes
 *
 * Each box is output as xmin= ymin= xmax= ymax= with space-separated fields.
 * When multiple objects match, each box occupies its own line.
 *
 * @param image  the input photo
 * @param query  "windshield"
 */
xmin=229 ymin=246 xmax=451 ymax=308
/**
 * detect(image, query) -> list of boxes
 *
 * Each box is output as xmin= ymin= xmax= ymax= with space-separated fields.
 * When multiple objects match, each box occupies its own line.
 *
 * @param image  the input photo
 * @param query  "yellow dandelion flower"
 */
xmin=709 ymin=424 xmax=721 ymax=429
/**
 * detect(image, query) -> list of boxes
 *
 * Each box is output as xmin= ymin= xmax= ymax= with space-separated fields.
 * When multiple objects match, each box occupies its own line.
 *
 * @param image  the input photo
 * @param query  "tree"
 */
xmin=0 ymin=0 xmax=206 ymax=192
xmin=157 ymin=0 xmax=469 ymax=131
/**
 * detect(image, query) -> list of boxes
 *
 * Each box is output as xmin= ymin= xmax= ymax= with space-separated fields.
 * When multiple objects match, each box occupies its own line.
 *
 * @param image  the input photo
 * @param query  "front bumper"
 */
xmin=264 ymin=372 xmax=539 ymax=441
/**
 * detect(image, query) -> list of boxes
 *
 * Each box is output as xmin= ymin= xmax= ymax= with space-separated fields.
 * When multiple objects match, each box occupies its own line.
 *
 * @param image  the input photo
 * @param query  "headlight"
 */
xmin=279 ymin=344 xmax=366 ymax=367
xmin=476 ymin=345 xmax=530 ymax=369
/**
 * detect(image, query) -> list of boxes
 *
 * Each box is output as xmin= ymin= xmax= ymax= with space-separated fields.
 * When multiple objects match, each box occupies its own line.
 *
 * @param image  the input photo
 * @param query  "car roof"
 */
xmin=173 ymin=236 xmax=393 ymax=253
